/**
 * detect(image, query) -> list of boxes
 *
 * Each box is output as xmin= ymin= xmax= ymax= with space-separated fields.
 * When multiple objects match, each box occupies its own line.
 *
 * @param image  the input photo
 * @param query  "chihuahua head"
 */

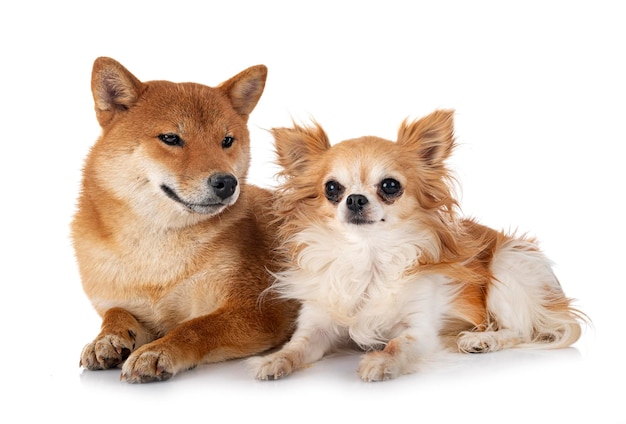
xmin=272 ymin=110 xmax=458 ymax=234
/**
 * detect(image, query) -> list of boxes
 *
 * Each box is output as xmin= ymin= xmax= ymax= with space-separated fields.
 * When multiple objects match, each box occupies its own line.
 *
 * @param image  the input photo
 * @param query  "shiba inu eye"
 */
xmin=378 ymin=178 xmax=402 ymax=201
xmin=324 ymin=180 xmax=345 ymax=203
xmin=158 ymin=133 xmax=184 ymax=147
xmin=222 ymin=136 xmax=235 ymax=148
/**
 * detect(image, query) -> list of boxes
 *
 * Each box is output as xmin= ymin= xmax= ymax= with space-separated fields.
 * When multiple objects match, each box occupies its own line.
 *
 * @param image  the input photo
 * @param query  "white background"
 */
xmin=1 ymin=1 xmax=624 ymax=423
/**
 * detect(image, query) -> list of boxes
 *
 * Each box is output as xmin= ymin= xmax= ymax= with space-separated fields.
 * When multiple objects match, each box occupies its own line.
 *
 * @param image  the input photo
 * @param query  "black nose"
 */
xmin=346 ymin=194 xmax=368 ymax=213
xmin=209 ymin=173 xmax=238 ymax=200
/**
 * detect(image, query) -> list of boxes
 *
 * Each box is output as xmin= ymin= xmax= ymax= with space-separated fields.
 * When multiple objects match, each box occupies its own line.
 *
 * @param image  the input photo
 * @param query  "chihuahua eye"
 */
xmin=158 ymin=133 xmax=184 ymax=147
xmin=324 ymin=180 xmax=345 ymax=203
xmin=379 ymin=178 xmax=402 ymax=200
xmin=222 ymin=136 xmax=235 ymax=148
xmin=380 ymin=178 xmax=401 ymax=195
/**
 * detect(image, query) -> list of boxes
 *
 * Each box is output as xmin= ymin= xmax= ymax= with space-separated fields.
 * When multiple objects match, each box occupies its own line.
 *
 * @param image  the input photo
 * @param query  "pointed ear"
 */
xmin=272 ymin=120 xmax=331 ymax=176
xmin=397 ymin=109 xmax=455 ymax=167
xmin=218 ymin=65 xmax=267 ymax=119
xmin=91 ymin=57 xmax=144 ymax=127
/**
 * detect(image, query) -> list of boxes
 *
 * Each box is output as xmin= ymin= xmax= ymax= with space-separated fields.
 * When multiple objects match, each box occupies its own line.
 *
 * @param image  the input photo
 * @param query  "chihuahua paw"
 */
xmin=248 ymin=352 xmax=297 ymax=380
xmin=357 ymin=351 xmax=402 ymax=382
xmin=457 ymin=330 xmax=507 ymax=353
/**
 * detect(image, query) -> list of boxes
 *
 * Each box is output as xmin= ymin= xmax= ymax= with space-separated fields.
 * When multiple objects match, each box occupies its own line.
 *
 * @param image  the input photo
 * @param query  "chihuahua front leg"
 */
xmin=80 ymin=307 xmax=154 ymax=370
xmin=357 ymin=324 xmax=442 ymax=382
xmin=248 ymin=331 xmax=330 ymax=380
xmin=249 ymin=305 xmax=335 ymax=380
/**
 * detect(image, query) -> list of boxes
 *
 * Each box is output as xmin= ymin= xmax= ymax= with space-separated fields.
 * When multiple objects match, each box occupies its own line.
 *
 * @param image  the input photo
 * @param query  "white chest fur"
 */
xmin=275 ymin=223 xmax=446 ymax=347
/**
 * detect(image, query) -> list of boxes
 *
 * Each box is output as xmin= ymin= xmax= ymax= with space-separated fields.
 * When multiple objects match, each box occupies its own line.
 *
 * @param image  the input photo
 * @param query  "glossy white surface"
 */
xmin=1 ymin=1 xmax=622 ymax=423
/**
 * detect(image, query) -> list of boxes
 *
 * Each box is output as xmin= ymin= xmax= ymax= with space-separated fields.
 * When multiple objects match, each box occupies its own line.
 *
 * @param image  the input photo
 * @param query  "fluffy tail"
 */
xmin=457 ymin=236 xmax=589 ymax=353
xmin=522 ymin=305 xmax=586 ymax=349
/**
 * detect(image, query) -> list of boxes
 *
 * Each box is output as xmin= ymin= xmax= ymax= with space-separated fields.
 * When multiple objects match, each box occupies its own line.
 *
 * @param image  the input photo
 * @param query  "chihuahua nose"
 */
xmin=209 ymin=173 xmax=238 ymax=200
xmin=346 ymin=194 xmax=368 ymax=213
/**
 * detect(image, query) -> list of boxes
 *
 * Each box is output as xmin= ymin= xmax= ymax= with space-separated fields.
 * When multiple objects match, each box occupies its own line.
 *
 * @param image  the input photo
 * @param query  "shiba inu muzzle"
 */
xmin=160 ymin=172 xmax=239 ymax=214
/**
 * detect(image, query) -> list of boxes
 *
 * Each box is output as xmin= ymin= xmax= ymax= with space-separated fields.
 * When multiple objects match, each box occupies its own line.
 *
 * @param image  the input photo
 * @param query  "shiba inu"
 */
xmin=72 ymin=57 xmax=297 ymax=383
xmin=248 ymin=109 xmax=586 ymax=381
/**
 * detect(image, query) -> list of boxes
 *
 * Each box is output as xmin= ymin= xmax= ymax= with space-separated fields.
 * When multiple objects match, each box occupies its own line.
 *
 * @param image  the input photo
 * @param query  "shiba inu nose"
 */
xmin=346 ymin=194 xmax=368 ymax=213
xmin=209 ymin=173 xmax=238 ymax=200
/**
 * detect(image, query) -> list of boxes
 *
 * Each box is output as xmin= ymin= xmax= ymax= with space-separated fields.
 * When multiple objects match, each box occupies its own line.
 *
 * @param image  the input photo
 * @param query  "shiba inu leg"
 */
xmin=80 ymin=308 xmax=154 ymax=370
xmin=248 ymin=305 xmax=336 ymax=380
xmin=121 ymin=304 xmax=292 ymax=383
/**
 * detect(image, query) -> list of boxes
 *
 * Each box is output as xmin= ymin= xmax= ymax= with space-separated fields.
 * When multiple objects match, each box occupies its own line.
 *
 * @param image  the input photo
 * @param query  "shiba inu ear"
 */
xmin=397 ymin=109 xmax=455 ymax=167
xmin=218 ymin=65 xmax=267 ymax=118
xmin=91 ymin=57 xmax=144 ymax=127
xmin=272 ymin=121 xmax=331 ymax=176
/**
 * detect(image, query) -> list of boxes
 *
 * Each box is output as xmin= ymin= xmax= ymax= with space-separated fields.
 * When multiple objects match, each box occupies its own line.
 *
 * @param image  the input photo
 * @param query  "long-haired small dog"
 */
xmin=248 ymin=109 xmax=586 ymax=381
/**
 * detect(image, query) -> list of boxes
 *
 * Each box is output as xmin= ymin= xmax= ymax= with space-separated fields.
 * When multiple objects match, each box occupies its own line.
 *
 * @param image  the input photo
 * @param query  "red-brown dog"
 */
xmin=72 ymin=57 xmax=297 ymax=383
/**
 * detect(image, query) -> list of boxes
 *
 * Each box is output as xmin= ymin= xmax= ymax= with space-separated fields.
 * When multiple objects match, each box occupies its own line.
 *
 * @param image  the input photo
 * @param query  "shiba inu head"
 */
xmin=86 ymin=57 xmax=267 ymax=225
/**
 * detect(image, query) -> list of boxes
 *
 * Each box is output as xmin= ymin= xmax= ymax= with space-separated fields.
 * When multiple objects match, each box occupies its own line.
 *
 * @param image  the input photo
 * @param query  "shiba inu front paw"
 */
xmin=120 ymin=343 xmax=178 ymax=383
xmin=357 ymin=351 xmax=402 ymax=382
xmin=248 ymin=353 xmax=297 ymax=380
xmin=80 ymin=333 xmax=134 ymax=370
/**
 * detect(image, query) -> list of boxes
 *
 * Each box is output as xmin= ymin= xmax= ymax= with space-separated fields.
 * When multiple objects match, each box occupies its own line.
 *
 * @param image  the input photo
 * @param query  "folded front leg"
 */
xmin=80 ymin=307 xmax=154 ymax=370
xmin=120 ymin=303 xmax=292 ymax=383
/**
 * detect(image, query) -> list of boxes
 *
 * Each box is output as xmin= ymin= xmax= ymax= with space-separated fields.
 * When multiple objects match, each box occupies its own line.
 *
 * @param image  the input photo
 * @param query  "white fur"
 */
xmin=249 ymin=220 xmax=461 ymax=381
xmin=457 ymin=238 xmax=580 ymax=352
xmin=249 ymin=220 xmax=583 ymax=381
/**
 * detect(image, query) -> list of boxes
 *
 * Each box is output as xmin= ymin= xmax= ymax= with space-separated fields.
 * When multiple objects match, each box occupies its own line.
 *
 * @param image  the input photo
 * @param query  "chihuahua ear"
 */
xmin=272 ymin=120 xmax=331 ymax=176
xmin=91 ymin=57 xmax=144 ymax=128
xmin=218 ymin=65 xmax=267 ymax=119
xmin=397 ymin=109 xmax=455 ymax=167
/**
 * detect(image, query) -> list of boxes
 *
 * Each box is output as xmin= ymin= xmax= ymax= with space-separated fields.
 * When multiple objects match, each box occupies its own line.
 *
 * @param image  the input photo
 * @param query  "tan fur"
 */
xmin=72 ymin=57 xmax=297 ymax=383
